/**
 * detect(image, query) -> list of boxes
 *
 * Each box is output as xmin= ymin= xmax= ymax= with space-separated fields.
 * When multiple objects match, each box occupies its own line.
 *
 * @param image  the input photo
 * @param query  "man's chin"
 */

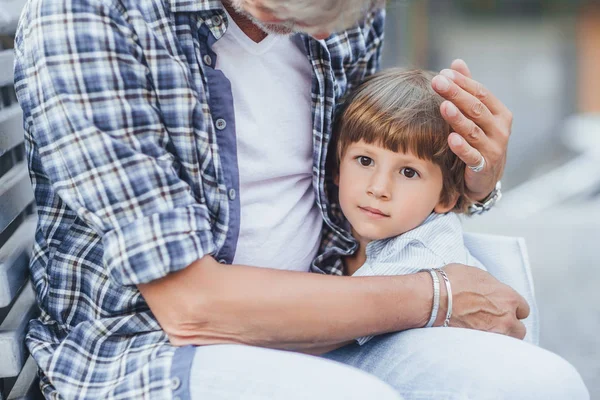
xmin=260 ymin=23 xmax=294 ymax=36
xmin=225 ymin=0 xmax=295 ymax=36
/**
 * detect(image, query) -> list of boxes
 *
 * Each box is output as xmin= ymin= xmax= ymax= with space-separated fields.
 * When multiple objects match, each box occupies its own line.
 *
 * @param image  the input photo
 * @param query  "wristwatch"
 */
xmin=468 ymin=181 xmax=502 ymax=215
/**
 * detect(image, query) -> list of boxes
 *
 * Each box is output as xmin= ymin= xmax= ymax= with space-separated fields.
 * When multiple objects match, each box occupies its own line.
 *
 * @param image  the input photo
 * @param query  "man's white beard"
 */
xmin=225 ymin=0 xmax=296 ymax=36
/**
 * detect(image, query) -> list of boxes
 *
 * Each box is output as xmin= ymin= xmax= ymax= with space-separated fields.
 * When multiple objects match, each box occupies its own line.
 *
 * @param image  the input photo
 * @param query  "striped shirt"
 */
xmin=13 ymin=0 xmax=384 ymax=398
xmin=353 ymin=212 xmax=486 ymax=345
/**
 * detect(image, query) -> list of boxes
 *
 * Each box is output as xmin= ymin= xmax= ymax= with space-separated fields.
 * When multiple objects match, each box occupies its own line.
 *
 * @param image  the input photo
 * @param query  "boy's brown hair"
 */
xmin=334 ymin=68 xmax=471 ymax=213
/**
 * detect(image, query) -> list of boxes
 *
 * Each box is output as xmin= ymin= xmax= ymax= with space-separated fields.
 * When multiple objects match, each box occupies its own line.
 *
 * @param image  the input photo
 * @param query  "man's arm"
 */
xmin=138 ymin=257 xmax=530 ymax=353
xmin=14 ymin=0 xmax=217 ymax=287
xmin=138 ymin=256 xmax=432 ymax=352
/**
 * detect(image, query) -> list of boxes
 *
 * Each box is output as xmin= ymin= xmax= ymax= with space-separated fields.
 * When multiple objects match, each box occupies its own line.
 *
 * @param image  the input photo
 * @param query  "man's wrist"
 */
xmin=468 ymin=181 xmax=502 ymax=215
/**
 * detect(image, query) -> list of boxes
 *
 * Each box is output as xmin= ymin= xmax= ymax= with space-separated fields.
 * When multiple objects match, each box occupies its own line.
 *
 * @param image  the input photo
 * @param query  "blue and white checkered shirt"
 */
xmin=13 ymin=0 xmax=384 ymax=398
xmin=352 ymin=212 xmax=486 ymax=345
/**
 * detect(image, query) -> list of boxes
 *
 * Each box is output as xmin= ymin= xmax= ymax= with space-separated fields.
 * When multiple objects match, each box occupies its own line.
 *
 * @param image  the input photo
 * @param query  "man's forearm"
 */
xmin=138 ymin=256 xmax=433 ymax=352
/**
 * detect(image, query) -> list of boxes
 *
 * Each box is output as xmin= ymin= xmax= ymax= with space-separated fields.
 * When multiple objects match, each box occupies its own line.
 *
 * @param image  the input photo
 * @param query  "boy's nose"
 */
xmin=367 ymin=173 xmax=391 ymax=200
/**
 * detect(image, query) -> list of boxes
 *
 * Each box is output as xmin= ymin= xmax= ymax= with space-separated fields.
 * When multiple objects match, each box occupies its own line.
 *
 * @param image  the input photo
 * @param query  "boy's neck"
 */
xmin=344 ymin=229 xmax=370 ymax=276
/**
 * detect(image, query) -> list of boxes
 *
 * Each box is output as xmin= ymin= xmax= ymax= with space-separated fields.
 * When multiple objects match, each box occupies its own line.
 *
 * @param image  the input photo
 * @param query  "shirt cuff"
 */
xmin=355 ymin=335 xmax=374 ymax=346
xmin=103 ymin=205 xmax=216 ymax=286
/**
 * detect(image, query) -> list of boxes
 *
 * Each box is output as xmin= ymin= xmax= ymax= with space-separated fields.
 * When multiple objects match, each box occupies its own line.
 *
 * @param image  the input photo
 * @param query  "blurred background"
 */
xmin=383 ymin=0 xmax=600 ymax=396
xmin=1 ymin=0 xmax=599 ymax=397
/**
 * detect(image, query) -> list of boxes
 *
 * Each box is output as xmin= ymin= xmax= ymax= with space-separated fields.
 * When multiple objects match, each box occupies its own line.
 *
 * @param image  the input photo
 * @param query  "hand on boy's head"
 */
xmin=431 ymin=59 xmax=512 ymax=202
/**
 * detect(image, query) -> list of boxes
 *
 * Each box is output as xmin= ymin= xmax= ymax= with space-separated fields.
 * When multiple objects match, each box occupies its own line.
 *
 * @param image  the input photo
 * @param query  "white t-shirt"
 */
xmin=212 ymin=13 xmax=322 ymax=272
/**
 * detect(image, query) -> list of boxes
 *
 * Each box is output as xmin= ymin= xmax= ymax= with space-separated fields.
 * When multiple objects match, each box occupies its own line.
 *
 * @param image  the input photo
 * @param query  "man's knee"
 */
xmin=337 ymin=371 xmax=403 ymax=400
xmin=347 ymin=329 xmax=588 ymax=400
xmin=317 ymin=355 xmax=403 ymax=400
xmin=438 ymin=335 xmax=589 ymax=400
xmin=500 ymin=351 xmax=589 ymax=400
xmin=435 ymin=333 xmax=589 ymax=400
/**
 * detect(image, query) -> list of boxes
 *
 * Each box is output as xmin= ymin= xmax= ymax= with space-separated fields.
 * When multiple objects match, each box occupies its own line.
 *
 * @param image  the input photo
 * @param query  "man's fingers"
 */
xmin=450 ymin=59 xmax=471 ymax=78
xmin=508 ymin=319 xmax=527 ymax=340
xmin=509 ymin=293 xmax=530 ymax=340
xmin=441 ymin=101 xmax=492 ymax=148
xmin=440 ymin=69 xmax=510 ymax=119
xmin=516 ymin=297 xmax=531 ymax=320
xmin=448 ymin=133 xmax=485 ymax=168
xmin=432 ymin=76 xmax=499 ymax=140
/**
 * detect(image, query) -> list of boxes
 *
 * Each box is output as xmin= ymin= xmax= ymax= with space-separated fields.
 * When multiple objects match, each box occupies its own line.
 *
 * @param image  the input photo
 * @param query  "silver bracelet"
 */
xmin=419 ymin=269 xmax=440 ymax=328
xmin=435 ymin=268 xmax=452 ymax=327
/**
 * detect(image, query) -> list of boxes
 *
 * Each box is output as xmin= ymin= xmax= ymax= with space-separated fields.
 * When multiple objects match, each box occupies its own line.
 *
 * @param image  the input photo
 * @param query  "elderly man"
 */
xmin=13 ymin=0 xmax=587 ymax=399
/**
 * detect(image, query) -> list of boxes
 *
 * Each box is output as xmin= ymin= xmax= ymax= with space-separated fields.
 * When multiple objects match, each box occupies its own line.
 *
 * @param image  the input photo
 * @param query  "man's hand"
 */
xmin=432 ymin=59 xmax=512 ymax=201
xmin=440 ymin=264 xmax=530 ymax=340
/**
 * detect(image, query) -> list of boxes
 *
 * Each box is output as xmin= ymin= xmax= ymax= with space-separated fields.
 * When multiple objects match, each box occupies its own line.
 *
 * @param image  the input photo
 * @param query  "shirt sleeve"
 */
xmin=343 ymin=6 xmax=386 ymax=96
xmin=351 ymin=239 xmax=448 ymax=346
xmin=14 ymin=0 xmax=216 ymax=286
xmin=361 ymin=7 xmax=386 ymax=78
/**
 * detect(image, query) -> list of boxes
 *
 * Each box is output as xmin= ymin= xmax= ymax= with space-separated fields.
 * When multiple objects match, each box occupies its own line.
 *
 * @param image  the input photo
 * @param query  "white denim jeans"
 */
xmin=173 ymin=327 xmax=589 ymax=400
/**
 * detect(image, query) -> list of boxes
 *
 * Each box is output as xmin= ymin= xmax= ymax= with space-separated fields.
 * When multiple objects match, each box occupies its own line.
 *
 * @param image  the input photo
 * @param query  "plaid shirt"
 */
xmin=13 ymin=0 xmax=384 ymax=398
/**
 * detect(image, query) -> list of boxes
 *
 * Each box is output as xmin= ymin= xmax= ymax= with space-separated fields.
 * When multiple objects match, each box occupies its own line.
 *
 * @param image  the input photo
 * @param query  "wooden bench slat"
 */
xmin=0 ymin=105 xmax=25 ymax=156
xmin=0 ymin=163 xmax=34 ymax=236
xmin=0 ymin=216 xmax=36 ymax=308
xmin=0 ymin=50 xmax=15 ymax=87
xmin=0 ymin=282 xmax=37 ymax=378
xmin=7 ymin=356 xmax=41 ymax=400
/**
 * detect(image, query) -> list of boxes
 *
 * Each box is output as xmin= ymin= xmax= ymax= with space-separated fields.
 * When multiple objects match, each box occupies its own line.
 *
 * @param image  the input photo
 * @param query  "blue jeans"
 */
xmin=171 ymin=327 xmax=588 ymax=399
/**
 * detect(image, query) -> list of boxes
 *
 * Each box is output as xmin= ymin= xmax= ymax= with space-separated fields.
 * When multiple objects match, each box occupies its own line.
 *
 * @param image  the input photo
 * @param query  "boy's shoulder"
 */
xmin=405 ymin=212 xmax=464 ymax=243
xmin=367 ymin=213 xmax=467 ymax=265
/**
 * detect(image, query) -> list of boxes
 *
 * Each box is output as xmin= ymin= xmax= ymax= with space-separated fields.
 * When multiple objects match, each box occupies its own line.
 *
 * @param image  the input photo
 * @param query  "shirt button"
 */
xmin=218 ymin=259 xmax=227 ymax=264
xmin=211 ymin=15 xmax=222 ymax=26
xmin=215 ymin=118 xmax=227 ymax=130
xmin=228 ymin=188 xmax=236 ymax=200
xmin=171 ymin=377 xmax=181 ymax=390
xmin=203 ymin=54 xmax=212 ymax=66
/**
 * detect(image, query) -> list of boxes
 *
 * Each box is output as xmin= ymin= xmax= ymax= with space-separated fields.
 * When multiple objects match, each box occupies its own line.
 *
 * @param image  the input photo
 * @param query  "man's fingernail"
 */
xmin=445 ymin=102 xmax=458 ymax=117
xmin=434 ymin=76 xmax=450 ymax=91
xmin=450 ymin=134 xmax=463 ymax=147
xmin=440 ymin=69 xmax=455 ymax=80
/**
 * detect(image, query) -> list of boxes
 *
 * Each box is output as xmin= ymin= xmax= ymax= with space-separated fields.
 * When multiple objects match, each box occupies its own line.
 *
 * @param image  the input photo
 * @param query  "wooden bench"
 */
xmin=0 ymin=46 xmax=42 ymax=400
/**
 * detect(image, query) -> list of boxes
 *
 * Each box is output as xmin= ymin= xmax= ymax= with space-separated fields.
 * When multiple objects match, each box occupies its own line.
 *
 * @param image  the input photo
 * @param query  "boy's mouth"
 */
xmin=358 ymin=206 xmax=390 ymax=218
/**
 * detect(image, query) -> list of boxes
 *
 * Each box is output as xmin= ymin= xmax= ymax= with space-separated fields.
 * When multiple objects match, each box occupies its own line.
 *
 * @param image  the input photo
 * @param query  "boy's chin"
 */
xmin=354 ymin=224 xmax=413 ymax=243
xmin=353 ymin=227 xmax=392 ymax=243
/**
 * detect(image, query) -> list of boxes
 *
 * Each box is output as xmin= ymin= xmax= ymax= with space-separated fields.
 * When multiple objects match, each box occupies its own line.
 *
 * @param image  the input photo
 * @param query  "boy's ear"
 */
xmin=434 ymin=192 xmax=459 ymax=214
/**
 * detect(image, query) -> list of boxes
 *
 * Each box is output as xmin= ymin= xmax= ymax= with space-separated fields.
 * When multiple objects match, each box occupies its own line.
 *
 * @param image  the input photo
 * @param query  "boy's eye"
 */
xmin=401 ymin=167 xmax=419 ymax=179
xmin=357 ymin=156 xmax=374 ymax=167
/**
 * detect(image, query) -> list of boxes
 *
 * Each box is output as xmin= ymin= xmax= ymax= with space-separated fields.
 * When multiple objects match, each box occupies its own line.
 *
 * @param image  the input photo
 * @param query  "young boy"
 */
xmin=332 ymin=68 xmax=486 ymax=343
